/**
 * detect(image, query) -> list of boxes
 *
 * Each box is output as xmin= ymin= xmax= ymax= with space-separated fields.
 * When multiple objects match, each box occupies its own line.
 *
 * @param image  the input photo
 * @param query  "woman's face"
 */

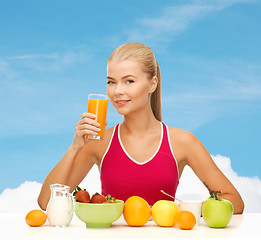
xmin=106 ymin=60 xmax=157 ymax=116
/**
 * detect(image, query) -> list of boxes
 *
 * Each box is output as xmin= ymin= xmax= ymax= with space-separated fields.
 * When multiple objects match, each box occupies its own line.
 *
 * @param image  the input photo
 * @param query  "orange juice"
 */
xmin=87 ymin=94 xmax=108 ymax=139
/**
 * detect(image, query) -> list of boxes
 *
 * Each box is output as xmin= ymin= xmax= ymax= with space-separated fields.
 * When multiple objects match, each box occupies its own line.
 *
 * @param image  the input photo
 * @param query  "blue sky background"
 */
xmin=0 ymin=0 xmax=260 ymax=193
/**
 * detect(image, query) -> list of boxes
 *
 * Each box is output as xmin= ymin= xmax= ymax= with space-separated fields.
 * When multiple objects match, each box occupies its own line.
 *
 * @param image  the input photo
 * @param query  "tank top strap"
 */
xmin=110 ymin=123 xmax=120 ymax=145
xmin=159 ymin=122 xmax=176 ymax=161
xmin=99 ymin=124 xmax=119 ymax=171
xmin=160 ymin=122 xmax=170 ymax=150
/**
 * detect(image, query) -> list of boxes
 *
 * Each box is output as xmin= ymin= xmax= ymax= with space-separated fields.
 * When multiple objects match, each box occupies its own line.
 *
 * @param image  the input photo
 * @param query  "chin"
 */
xmin=114 ymin=106 xmax=133 ymax=116
xmin=116 ymin=109 xmax=128 ymax=116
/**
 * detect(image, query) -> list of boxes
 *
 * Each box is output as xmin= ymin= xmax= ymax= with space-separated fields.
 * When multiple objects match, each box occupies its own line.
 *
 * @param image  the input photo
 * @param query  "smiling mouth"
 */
xmin=114 ymin=100 xmax=130 ymax=106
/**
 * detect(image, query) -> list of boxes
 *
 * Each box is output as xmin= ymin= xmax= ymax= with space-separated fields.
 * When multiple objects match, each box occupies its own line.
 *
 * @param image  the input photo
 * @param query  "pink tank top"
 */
xmin=100 ymin=122 xmax=179 ymax=206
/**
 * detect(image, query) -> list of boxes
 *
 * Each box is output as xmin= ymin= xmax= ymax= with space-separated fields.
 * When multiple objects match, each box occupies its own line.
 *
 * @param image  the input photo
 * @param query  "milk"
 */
xmin=47 ymin=196 xmax=73 ymax=227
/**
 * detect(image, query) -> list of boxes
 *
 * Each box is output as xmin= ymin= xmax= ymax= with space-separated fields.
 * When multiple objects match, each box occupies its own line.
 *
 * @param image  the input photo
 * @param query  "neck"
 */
xmin=121 ymin=107 xmax=160 ymax=135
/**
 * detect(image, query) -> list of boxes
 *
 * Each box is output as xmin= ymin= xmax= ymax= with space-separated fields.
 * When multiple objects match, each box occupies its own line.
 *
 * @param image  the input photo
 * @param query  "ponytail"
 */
xmin=150 ymin=61 xmax=162 ymax=122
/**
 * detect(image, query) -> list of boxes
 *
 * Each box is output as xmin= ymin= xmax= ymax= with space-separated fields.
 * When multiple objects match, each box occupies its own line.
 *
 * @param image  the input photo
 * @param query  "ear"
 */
xmin=149 ymin=76 xmax=158 ymax=93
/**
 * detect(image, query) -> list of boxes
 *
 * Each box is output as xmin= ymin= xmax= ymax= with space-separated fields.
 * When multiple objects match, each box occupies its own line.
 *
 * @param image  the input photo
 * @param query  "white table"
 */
xmin=0 ymin=213 xmax=260 ymax=239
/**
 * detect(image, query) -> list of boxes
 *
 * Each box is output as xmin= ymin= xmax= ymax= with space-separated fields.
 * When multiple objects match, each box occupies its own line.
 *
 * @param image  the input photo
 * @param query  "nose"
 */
xmin=114 ymin=82 xmax=124 ymax=95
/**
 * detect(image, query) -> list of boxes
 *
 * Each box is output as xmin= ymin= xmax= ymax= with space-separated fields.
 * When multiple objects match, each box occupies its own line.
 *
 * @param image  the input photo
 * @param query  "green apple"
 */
xmin=202 ymin=182 xmax=233 ymax=228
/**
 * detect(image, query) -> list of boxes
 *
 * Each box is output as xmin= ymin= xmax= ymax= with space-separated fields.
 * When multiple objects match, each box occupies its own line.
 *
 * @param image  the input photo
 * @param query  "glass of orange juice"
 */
xmin=87 ymin=94 xmax=108 ymax=140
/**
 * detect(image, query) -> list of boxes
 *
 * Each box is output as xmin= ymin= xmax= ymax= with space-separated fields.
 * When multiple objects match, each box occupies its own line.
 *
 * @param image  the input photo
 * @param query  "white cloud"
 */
xmin=9 ymin=46 xmax=91 ymax=72
xmin=0 ymin=155 xmax=260 ymax=213
xmin=0 ymin=181 xmax=42 ymax=213
xmin=124 ymin=0 xmax=256 ymax=43
xmin=176 ymin=155 xmax=261 ymax=213
xmin=0 ymin=165 xmax=101 ymax=213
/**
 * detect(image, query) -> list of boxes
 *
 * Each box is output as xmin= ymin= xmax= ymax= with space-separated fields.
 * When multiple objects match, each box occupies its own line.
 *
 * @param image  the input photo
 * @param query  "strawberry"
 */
xmin=73 ymin=186 xmax=90 ymax=203
xmin=106 ymin=194 xmax=116 ymax=203
xmin=90 ymin=192 xmax=107 ymax=203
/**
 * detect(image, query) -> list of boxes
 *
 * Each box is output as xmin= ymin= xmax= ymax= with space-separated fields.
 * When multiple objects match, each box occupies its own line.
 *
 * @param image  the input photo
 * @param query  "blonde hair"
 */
xmin=107 ymin=42 xmax=162 ymax=121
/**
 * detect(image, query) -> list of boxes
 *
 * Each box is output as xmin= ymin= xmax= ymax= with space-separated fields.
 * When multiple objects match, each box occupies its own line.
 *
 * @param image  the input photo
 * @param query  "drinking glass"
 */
xmin=87 ymin=94 xmax=108 ymax=140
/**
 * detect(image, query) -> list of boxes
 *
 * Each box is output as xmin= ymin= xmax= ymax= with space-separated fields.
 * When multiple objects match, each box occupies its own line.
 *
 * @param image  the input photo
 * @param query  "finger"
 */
xmin=77 ymin=129 xmax=99 ymax=137
xmin=105 ymin=120 xmax=108 ymax=126
xmin=77 ymin=117 xmax=100 ymax=127
xmin=77 ymin=124 xmax=101 ymax=133
xmin=81 ymin=112 xmax=96 ymax=119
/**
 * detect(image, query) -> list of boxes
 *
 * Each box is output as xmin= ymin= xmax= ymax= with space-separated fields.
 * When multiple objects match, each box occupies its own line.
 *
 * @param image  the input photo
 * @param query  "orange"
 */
xmin=175 ymin=210 xmax=196 ymax=230
xmin=25 ymin=209 xmax=47 ymax=227
xmin=123 ymin=196 xmax=151 ymax=226
xmin=151 ymin=200 xmax=180 ymax=227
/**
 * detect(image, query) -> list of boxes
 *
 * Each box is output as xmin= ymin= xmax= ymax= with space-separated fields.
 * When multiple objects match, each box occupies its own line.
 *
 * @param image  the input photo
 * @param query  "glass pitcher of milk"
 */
xmin=46 ymin=183 xmax=73 ymax=227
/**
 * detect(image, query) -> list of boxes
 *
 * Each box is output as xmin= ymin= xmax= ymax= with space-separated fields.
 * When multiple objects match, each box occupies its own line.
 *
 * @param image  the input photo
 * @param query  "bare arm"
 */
xmin=37 ymin=113 xmax=100 ymax=210
xmin=38 ymin=145 xmax=82 ymax=210
xmin=172 ymin=129 xmax=244 ymax=214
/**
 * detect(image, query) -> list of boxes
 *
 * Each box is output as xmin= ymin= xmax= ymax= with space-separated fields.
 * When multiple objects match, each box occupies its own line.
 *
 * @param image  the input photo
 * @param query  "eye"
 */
xmin=107 ymin=80 xmax=115 ymax=85
xmin=126 ymin=80 xmax=134 ymax=84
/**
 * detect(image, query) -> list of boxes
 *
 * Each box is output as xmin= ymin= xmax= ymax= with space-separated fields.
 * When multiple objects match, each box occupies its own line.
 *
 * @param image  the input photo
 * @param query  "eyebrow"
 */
xmin=122 ymin=74 xmax=136 ymax=79
xmin=107 ymin=74 xmax=136 ymax=80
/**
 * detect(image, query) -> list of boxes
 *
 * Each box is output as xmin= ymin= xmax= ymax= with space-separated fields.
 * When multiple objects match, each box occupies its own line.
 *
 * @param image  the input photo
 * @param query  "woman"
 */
xmin=38 ymin=42 xmax=244 ymax=213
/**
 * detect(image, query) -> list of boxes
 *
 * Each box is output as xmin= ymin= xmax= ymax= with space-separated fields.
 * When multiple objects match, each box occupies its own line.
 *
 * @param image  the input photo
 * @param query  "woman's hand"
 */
xmin=71 ymin=113 xmax=101 ymax=149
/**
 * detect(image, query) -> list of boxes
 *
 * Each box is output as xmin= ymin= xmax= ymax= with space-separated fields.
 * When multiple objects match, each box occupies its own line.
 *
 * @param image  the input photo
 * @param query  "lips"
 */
xmin=114 ymin=99 xmax=130 ymax=106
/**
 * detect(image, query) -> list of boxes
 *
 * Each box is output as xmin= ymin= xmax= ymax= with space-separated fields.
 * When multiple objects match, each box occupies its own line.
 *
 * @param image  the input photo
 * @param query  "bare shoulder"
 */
xmin=167 ymin=126 xmax=198 ymax=145
xmin=167 ymin=126 xmax=202 ymax=166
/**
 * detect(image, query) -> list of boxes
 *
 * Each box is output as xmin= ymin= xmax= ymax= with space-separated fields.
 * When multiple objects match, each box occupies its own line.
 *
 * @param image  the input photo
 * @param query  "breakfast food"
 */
xmin=91 ymin=193 xmax=107 ymax=203
xmin=74 ymin=186 xmax=91 ymax=203
xmin=202 ymin=182 xmax=233 ymax=228
xmin=175 ymin=211 xmax=196 ymax=230
xmin=123 ymin=196 xmax=151 ymax=226
xmin=106 ymin=194 xmax=116 ymax=203
xmin=151 ymin=200 xmax=180 ymax=227
xmin=25 ymin=209 xmax=47 ymax=227
xmin=73 ymin=186 xmax=116 ymax=204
